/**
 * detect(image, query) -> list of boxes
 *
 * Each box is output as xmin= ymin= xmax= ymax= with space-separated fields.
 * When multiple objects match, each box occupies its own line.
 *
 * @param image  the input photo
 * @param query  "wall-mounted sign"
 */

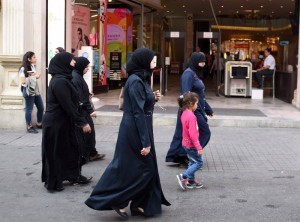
xmin=279 ymin=41 xmax=289 ymax=46
xmin=203 ymin=32 xmax=213 ymax=38
xmin=170 ymin=32 xmax=180 ymax=38
xmin=110 ymin=52 xmax=122 ymax=70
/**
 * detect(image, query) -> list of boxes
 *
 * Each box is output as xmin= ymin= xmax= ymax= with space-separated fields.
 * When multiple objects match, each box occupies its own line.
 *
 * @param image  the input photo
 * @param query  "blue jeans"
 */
xmin=22 ymin=87 xmax=44 ymax=126
xmin=183 ymin=147 xmax=203 ymax=182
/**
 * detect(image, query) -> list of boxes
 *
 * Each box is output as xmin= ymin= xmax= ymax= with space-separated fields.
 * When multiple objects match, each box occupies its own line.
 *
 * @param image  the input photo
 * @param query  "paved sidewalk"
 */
xmin=1 ymin=126 xmax=300 ymax=222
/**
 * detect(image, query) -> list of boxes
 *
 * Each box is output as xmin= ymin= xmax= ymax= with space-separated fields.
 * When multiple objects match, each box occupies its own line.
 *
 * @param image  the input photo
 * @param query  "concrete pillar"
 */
xmin=0 ymin=0 xmax=46 ymax=129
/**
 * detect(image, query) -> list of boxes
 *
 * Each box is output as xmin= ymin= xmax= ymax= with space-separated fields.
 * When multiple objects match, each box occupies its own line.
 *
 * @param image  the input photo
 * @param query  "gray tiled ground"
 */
xmin=1 ymin=126 xmax=300 ymax=222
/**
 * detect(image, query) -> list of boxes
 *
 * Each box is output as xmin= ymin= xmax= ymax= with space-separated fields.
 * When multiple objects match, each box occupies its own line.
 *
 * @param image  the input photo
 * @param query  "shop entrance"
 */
xmin=161 ymin=32 xmax=187 ymax=95
xmin=195 ymin=32 xmax=221 ymax=96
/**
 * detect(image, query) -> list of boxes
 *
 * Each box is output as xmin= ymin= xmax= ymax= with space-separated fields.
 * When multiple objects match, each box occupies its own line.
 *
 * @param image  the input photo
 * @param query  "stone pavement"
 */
xmin=1 ymin=125 xmax=300 ymax=222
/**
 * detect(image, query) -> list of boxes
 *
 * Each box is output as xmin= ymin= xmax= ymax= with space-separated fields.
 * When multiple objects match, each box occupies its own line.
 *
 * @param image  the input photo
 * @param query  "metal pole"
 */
xmin=165 ymin=65 xmax=168 ymax=92
xmin=160 ymin=68 xmax=163 ymax=95
xmin=296 ymin=3 xmax=300 ymax=108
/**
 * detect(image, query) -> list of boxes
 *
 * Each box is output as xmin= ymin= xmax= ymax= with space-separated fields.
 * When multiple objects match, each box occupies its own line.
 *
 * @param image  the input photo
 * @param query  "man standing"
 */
xmin=255 ymin=48 xmax=276 ymax=89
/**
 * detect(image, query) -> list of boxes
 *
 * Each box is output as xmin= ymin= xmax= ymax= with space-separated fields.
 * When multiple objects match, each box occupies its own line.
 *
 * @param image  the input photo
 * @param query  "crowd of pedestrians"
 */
xmin=19 ymin=48 xmax=213 ymax=220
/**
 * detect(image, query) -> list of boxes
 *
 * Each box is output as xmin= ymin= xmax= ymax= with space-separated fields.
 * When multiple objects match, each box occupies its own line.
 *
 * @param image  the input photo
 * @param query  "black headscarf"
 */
xmin=48 ymin=52 xmax=74 ymax=78
xmin=188 ymin=52 xmax=206 ymax=74
xmin=126 ymin=48 xmax=155 ymax=81
xmin=73 ymin=57 xmax=90 ymax=75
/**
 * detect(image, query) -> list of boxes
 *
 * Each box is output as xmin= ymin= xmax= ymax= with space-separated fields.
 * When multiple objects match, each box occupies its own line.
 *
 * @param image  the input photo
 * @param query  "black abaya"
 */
xmin=42 ymin=52 xmax=87 ymax=190
xmin=85 ymin=74 xmax=170 ymax=216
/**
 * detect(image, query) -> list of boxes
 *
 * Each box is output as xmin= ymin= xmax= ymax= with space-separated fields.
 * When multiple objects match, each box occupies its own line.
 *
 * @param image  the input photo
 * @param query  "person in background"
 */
xmin=42 ymin=52 xmax=92 ymax=192
xmin=72 ymin=56 xmax=106 ymax=163
xmin=166 ymin=52 xmax=213 ymax=166
xmin=55 ymin=47 xmax=65 ymax=55
xmin=210 ymin=52 xmax=225 ymax=82
xmin=176 ymin=92 xmax=204 ymax=190
xmin=19 ymin=51 xmax=44 ymax=133
xmin=85 ymin=48 xmax=170 ymax=220
xmin=255 ymin=48 xmax=276 ymax=89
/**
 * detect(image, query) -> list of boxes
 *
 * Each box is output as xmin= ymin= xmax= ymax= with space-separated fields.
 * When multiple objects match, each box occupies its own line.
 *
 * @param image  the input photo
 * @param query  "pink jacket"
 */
xmin=181 ymin=110 xmax=203 ymax=151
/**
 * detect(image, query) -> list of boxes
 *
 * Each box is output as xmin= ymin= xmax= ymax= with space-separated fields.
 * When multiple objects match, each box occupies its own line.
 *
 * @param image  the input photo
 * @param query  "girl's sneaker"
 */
xmin=186 ymin=179 xmax=203 ymax=189
xmin=176 ymin=174 xmax=188 ymax=190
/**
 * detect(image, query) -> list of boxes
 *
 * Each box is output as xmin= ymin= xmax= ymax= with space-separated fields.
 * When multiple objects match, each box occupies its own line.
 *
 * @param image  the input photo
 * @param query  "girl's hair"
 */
xmin=178 ymin=92 xmax=199 ymax=111
xmin=19 ymin=51 xmax=35 ymax=77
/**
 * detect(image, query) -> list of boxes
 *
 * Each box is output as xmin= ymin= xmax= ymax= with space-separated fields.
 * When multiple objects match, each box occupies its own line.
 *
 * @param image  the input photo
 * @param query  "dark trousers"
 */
xmin=22 ymin=88 xmax=44 ymax=126
xmin=255 ymin=69 xmax=274 ymax=87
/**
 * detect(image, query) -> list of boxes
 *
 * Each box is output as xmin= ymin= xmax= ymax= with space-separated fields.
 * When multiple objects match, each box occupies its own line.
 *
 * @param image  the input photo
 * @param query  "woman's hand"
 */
xmin=82 ymin=124 xmax=91 ymax=134
xmin=90 ymin=112 xmax=97 ymax=118
xmin=141 ymin=146 xmax=151 ymax=156
xmin=154 ymin=90 xmax=161 ymax=101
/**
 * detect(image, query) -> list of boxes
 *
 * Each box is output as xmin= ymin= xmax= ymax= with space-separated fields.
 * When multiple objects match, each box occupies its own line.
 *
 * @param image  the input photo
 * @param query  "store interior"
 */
xmin=72 ymin=0 xmax=299 ymax=94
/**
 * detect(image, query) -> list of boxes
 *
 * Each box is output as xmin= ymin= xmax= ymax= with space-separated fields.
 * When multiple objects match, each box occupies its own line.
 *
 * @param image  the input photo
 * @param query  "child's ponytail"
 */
xmin=177 ymin=92 xmax=199 ymax=117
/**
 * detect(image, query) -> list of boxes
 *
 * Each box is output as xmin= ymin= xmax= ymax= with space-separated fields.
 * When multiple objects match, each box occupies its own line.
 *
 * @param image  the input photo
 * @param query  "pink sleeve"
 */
xmin=188 ymin=115 xmax=203 ymax=150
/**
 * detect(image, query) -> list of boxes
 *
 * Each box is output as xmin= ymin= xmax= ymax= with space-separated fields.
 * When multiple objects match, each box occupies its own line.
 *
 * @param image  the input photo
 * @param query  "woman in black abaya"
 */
xmin=42 ymin=52 xmax=92 ymax=192
xmin=85 ymin=48 xmax=170 ymax=219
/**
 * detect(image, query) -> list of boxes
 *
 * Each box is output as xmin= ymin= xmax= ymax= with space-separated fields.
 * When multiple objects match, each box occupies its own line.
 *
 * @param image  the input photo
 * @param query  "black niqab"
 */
xmin=73 ymin=57 xmax=90 ymax=75
xmin=48 ymin=52 xmax=74 ymax=78
xmin=126 ymin=48 xmax=155 ymax=80
xmin=188 ymin=52 xmax=206 ymax=74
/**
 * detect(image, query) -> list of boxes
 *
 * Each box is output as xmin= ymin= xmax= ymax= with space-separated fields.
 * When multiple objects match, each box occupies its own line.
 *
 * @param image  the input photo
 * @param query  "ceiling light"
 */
xmin=182 ymin=5 xmax=186 ymax=8
xmin=221 ymin=5 xmax=224 ymax=8
xmin=108 ymin=0 xmax=112 ymax=2
xmin=241 ymin=6 xmax=243 ymax=8
xmin=280 ymin=6 xmax=283 ymax=8
xmin=260 ymin=5 xmax=263 ymax=8
xmin=166 ymin=10 xmax=170 ymax=13
xmin=163 ymin=5 xmax=166 ymax=8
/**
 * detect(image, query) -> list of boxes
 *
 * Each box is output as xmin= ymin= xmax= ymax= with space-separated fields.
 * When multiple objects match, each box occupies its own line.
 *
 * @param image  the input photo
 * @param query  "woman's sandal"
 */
xmin=111 ymin=206 xmax=129 ymax=220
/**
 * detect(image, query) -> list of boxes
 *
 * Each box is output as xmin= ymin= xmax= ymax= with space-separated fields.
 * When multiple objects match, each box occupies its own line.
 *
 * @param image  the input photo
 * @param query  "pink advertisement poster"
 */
xmin=72 ymin=5 xmax=90 ymax=56
xmin=106 ymin=8 xmax=133 ymax=78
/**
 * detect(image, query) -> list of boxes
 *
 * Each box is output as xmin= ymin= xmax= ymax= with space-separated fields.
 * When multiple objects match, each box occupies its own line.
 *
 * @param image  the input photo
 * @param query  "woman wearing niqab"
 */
xmin=166 ymin=52 xmax=214 ymax=165
xmin=85 ymin=48 xmax=170 ymax=219
xmin=42 ymin=52 xmax=92 ymax=192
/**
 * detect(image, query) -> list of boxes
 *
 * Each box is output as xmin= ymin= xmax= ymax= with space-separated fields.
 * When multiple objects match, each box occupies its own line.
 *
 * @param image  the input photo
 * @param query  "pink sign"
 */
xmin=72 ymin=5 xmax=90 ymax=56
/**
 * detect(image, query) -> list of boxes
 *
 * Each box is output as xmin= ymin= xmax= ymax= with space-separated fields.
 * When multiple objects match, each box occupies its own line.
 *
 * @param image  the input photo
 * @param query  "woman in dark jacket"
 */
xmin=166 ymin=52 xmax=214 ymax=165
xmin=72 ymin=56 xmax=105 ymax=163
xmin=42 ymin=52 xmax=92 ymax=192
xmin=85 ymin=48 xmax=170 ymax=219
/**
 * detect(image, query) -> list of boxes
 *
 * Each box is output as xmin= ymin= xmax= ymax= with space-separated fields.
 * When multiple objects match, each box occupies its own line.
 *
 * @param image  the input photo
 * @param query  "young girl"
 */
xmin=176 ymin=92 xmax=204 ymax=190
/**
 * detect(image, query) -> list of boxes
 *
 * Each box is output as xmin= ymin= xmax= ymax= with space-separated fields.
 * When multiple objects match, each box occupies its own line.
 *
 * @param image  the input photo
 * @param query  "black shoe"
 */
xmin=131 ymin=207 xmax=147 ymax=217
xmin=111 ymin=207 xmax=129 ymax=220
xmin=36 ymin=124 xmax=42 ymax=129
xmin=27 ymin=127 xmax=38 ymax=134
xmin=55 ymin=185 xmax=64 ymax=191
xmin=69 ymin=175 xmax=92 ymax=185
xmin=89 ymin=153 xmax=106 ymax=161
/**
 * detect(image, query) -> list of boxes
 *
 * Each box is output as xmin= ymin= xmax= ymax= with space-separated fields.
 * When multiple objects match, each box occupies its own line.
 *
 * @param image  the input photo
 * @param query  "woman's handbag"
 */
xmin=119 ymin=87 xmax=124 ymax=110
